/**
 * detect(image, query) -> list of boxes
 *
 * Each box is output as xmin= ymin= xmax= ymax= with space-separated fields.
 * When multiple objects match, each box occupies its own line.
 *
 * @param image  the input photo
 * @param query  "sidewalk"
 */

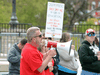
xmin=0 ymin=72 xmax=9 ymax=75
xmin=0 ymin=58 xmax=9 ymax=72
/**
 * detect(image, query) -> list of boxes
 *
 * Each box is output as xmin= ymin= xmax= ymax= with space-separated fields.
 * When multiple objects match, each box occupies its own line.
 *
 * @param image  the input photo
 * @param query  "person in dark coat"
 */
xmin=78 ymin=28 xmax=100 ymax=75
xmin=7 ymin=38 xmax=27 ymax=75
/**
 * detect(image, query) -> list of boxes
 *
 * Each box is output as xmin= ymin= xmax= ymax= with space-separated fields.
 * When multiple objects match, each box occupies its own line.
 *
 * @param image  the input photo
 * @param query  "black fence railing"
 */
xmin=38 ymin=24 xmax=100 ymax=34
xmin=0 ymin=23 xmax=33 ymax=33
xmin=72 ymin=24 xmax=100 ymax=34
xmin=63 ymin=24 xmax=100 ymax=34
xmin=0 ymin=23 xmax=100 ymax=34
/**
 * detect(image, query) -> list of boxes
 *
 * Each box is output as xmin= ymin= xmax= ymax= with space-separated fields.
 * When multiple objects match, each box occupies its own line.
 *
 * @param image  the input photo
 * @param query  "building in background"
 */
xmin=87 ymin=0 xmax=100 ymax=18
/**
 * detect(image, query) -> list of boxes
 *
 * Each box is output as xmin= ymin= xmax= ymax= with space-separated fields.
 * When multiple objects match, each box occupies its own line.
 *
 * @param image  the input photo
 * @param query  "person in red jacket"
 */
xmin=20 ymin=27 xmax=56 ymax=75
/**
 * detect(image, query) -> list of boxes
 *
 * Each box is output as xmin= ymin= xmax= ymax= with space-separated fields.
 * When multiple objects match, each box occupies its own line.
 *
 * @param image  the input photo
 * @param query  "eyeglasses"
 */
xmin=87 ymin=33 xmax=95 ymax=37
xmin=44 ymin=38 xmax=47 ymax=39
xmin=34 ymin=34 xmax=42 ymax=38
xmin=31 ymin=34 xmax=42 ymax=40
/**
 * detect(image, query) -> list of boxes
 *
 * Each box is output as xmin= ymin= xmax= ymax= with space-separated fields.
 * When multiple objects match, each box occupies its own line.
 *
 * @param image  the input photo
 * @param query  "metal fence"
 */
xmin=0 ymin=23 xmax=32 ymax=33
xmin=0 ymin=23 xmax=100 ymax=58
xmin=0 ymin=23 xmax=32 ymax=57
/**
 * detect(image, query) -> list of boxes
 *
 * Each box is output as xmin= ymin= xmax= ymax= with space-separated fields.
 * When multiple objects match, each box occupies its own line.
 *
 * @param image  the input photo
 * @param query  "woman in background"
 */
xmin=38 ymin=39 xmax=54 ymax=75
xmin=58 ymin=32 xmax=81 ymax=75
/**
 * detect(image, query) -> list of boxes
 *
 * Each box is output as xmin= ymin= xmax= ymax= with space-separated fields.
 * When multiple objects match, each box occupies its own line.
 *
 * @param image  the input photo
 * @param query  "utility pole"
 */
xmin=9 ymin=0 xmax=19 ymax=24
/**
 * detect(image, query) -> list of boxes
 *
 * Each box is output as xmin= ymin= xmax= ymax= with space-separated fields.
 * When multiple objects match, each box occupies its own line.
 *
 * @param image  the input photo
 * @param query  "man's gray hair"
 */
xmin=27 ymin=27 xmax=40 ymax=42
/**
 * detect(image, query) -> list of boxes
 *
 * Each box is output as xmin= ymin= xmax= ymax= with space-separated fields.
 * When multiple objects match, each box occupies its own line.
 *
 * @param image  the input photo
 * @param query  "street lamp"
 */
xmin=9 ymin=0 xmax=19 ymax=24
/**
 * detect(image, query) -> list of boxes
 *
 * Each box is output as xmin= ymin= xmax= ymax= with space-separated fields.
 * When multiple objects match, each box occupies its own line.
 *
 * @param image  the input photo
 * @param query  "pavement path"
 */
xmin=0 ymin=58 xmax=9 ymax=73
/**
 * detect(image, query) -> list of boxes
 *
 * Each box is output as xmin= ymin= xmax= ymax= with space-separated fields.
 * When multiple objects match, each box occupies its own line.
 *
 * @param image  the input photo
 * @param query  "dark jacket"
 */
xmin=7 ymin=43 xmax=21 ymax=75
xmin=78 ymin=40 xmax=100 ymax=73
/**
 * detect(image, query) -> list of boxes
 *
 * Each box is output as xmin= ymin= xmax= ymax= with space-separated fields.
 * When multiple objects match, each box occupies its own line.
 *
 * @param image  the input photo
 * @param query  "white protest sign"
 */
xmin=45 ymin=2 xmax=65 ymax=38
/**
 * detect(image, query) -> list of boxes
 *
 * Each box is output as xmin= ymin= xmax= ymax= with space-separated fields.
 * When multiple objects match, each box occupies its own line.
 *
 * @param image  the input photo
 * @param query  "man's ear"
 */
xmin=32 ymin=37 xmax=36 ymax=42
xmin=19 ymin=43 xmax=21 ymax=45
xmin=17 ymin=43 xmax=21 ymax=49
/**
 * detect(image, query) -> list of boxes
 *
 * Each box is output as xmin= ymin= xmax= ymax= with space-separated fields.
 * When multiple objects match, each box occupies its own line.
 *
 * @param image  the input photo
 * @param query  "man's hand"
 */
xmin=48 ymin=50 xmax=56 ymax=57
xmin=48 ymin=61 xmax=53 ymax=72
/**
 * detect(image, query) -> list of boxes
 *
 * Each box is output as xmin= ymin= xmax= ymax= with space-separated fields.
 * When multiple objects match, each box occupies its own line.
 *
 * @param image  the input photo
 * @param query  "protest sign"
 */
xmin=45 ymin=2 xmax=65 ymax=38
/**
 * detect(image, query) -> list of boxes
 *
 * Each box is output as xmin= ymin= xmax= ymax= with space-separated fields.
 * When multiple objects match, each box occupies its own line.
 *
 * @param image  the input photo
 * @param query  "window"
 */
xmin=98 ymin=1 xmax=100 ymax=7
xmin=92 ymin=1 xmax=96 ymax=10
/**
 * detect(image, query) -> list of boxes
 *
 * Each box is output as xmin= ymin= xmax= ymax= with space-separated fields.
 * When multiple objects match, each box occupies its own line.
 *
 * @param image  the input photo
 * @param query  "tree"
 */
xmin=49 ymin=0 xmax=99 ymax=32
xmin=0 ymin=0 xmax=99 ymax=31
xmin=0 ymin=0 xmax=12 ymax=23
xmin=16 ymin=0 xmax=47 ymax=26
xmin=59 ymin=0 xmax=88 ymax=31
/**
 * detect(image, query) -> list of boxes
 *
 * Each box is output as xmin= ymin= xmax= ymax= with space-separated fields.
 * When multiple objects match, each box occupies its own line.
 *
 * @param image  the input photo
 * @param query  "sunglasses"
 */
xmin=35 ymin=34 xmax=42 ymax=38
xmin=44 ymin=38 xmax=47 ymax=39
xmin=87 ymin=33 xmax=95 ymax=37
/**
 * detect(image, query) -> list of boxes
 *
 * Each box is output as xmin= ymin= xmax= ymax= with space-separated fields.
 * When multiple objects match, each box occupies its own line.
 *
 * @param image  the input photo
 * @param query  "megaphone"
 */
xmin=45 ymin=40 xmax=73 ymax=55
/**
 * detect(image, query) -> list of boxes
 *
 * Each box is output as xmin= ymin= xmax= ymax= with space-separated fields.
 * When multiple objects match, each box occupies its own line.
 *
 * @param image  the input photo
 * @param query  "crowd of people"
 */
xmin=7 ymin=27 xmax=100 ymax=75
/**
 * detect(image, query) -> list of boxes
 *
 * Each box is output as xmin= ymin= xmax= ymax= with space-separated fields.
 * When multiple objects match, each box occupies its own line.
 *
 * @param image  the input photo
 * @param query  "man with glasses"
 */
xmin=20 ymin=27 xmax=56 ymax=75
xmin=78 ymin=28 xmax=100 ymax=75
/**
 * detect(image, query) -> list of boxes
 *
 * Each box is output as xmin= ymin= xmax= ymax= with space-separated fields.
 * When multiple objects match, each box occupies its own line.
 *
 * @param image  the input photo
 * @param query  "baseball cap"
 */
xmin=85 ymin=28 xmax=95 ymax=35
